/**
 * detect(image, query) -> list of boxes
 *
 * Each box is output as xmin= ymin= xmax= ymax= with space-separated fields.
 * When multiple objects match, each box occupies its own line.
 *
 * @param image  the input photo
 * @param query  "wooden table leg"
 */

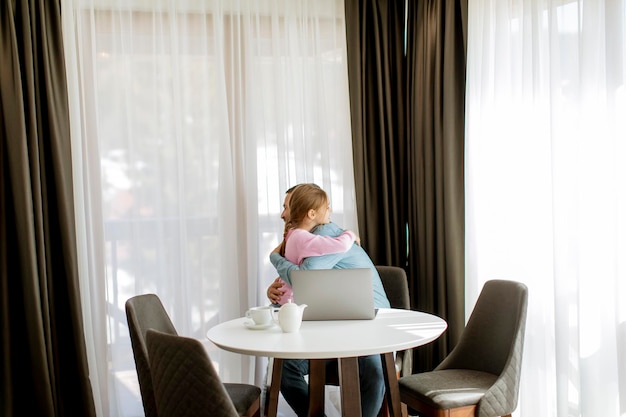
xmin=308 ymin=359 xmax=326 ymax=417
xmin=266 ymin=358 xmax=282 ymax=417
xmin=338 ymin=357 xmax=361 ymax=417
xmin=381 ymin=353 xmax=403 ymax=417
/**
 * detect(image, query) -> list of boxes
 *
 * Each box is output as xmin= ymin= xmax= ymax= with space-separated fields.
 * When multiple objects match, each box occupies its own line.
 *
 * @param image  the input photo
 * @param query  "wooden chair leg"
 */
xmin=244 ymin=397 xmax=261 ymax=417
xmin=401 ymin=400 xmax=477 ymax=417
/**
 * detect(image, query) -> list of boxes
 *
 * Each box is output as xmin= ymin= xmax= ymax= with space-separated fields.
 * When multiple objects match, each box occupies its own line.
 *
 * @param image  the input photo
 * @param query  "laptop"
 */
xmin=290 ymin=268 xmax=376 ymax=320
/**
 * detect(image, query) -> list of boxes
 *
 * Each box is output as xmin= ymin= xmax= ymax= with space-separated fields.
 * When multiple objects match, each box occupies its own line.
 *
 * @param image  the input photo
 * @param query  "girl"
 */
xmin=275 ymin=183 xmax=358 ymax=304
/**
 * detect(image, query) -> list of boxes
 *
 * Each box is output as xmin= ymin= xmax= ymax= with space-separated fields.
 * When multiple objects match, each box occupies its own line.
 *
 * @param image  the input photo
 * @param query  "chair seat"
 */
xmin=399 ymin=369 xmax=498 ymax=409
xmin=224 ymin=383 xmax=261 ymax=415
xmin=398 ymin=280 xmax=527 ymax=417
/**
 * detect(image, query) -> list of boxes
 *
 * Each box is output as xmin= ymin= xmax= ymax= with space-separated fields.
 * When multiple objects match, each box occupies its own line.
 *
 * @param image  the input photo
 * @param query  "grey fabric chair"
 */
xmin=398 ymin=280 xmax=528 ymax=417
xmin=376 ymin=265 xmax=413 ymax=377
xmin=125 ymin=294 xmax=261 ymax=417
xmin=146 ymin=329 xmax=240 ymax=417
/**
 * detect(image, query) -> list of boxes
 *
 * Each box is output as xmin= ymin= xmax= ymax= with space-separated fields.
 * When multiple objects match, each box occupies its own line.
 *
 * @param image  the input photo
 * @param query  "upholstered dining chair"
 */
xmin=376 ymin=265 xmax=413 ymax=377
xmin=146 ymin=329 xmax=240 ymax=417
xmin=398 ymin=279 xmax=528 ymax=417
xmin=125 ymin=294 xmax=261 ymax=417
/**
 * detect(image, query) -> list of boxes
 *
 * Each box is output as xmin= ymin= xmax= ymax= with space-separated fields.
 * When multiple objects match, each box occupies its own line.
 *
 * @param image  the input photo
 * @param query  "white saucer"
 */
xmin=244 ymin=321 xmax=276 ymax=330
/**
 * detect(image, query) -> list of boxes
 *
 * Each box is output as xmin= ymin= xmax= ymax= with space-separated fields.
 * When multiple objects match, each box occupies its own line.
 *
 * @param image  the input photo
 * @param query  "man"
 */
xmin=267 ymin=185 xmax=389 ymax=417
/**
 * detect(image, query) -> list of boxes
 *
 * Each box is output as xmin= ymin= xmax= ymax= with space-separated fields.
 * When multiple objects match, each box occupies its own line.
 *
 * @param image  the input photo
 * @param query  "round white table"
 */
xmin=207 ymin=308 xmax=447 ymax=417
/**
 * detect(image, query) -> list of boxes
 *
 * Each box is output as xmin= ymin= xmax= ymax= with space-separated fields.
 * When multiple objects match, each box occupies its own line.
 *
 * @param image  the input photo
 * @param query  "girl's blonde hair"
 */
xmin=279 ymin=183 xmax=328 ymax=256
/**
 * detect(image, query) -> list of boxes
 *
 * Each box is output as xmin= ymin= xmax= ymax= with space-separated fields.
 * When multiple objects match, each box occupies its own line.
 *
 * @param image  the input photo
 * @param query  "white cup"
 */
xmin=245 ymin=306 xmax=272 ymax=325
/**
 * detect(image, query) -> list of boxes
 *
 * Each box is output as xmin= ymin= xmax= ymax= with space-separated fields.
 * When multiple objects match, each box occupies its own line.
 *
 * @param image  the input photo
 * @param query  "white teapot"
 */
xmin=274 ymin=300 xmax=307 ymax=333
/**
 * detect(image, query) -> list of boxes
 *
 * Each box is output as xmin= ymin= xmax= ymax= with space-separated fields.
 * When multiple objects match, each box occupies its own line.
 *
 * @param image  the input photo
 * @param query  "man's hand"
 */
xmin=267 ymin=277 xmax=284 ymax=304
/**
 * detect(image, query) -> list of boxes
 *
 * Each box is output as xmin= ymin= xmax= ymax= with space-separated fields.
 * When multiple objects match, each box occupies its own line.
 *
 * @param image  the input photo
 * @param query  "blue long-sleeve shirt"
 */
xmin=270 ymin=222 xmax=390 ymax=309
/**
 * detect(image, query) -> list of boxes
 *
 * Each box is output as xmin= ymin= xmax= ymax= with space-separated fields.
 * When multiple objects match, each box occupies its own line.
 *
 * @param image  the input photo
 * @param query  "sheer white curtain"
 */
xmin=466 ymin=1 xmax=626 ymax=416
xmin=62 ymin=1 xmax=355 ymax=416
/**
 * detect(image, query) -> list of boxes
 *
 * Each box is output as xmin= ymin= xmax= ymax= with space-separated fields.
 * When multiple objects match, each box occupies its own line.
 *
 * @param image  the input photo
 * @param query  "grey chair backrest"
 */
xmin=376 ymin=265 xmax=410 ymax=309
xmin=125 ymin=294 xmax=178 ymax=417
xmin=437 ymin=279 xmax=528 ymax=417
xmin=146 ymin=329 xmax=240 ymax=417
xmin=376 ymin=265 xmax=413 ymax=377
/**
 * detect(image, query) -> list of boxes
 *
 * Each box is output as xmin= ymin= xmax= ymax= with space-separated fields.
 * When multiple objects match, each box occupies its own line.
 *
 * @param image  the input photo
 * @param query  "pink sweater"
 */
xmin=284 ymin=228 xmax=356 ymax=265
xmin=277 ymin=228 xmax=356 ymax=305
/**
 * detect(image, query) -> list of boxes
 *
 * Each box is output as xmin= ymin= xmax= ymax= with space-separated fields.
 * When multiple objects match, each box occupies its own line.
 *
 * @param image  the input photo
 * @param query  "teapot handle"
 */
xmin=270 ymin=306 xmax=280 ymax=321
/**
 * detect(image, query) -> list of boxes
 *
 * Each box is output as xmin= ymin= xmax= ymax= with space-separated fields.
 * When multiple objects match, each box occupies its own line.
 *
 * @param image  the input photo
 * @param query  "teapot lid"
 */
xmin=281 ymin=299 xmax=307 ymax=309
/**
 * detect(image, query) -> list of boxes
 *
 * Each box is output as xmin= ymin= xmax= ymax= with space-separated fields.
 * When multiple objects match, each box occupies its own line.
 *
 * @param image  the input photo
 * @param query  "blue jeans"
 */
xmin=280 ymin=356 xmax=385 ymax=417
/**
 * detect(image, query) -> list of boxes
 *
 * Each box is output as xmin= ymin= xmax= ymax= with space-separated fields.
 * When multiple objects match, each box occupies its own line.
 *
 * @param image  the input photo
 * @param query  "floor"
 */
xmin=268 ymin=387 xmax=342 ymax=417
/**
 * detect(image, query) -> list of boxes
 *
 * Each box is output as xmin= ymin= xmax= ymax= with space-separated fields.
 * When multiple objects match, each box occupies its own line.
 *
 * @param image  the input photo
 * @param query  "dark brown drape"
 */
xmin=405 ymin=0 xmax=467 ymax=371
xmin=0 ymin=1 xmax=96 ymax=416
xmin=345 ymin=0 xmax=467 ymax=372
xmin=344 ymin=0 xmax=408 ymax=268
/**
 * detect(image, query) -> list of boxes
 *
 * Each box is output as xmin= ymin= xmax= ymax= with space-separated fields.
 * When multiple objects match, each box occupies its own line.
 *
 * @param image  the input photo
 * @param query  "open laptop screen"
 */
xmin=290 ymin=268 xmax=376 ymax=320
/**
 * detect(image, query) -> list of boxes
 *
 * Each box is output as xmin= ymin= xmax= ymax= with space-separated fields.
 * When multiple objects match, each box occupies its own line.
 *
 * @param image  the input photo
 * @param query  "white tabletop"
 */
xmin=207 ymin=308 xmax=447 ymax=359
